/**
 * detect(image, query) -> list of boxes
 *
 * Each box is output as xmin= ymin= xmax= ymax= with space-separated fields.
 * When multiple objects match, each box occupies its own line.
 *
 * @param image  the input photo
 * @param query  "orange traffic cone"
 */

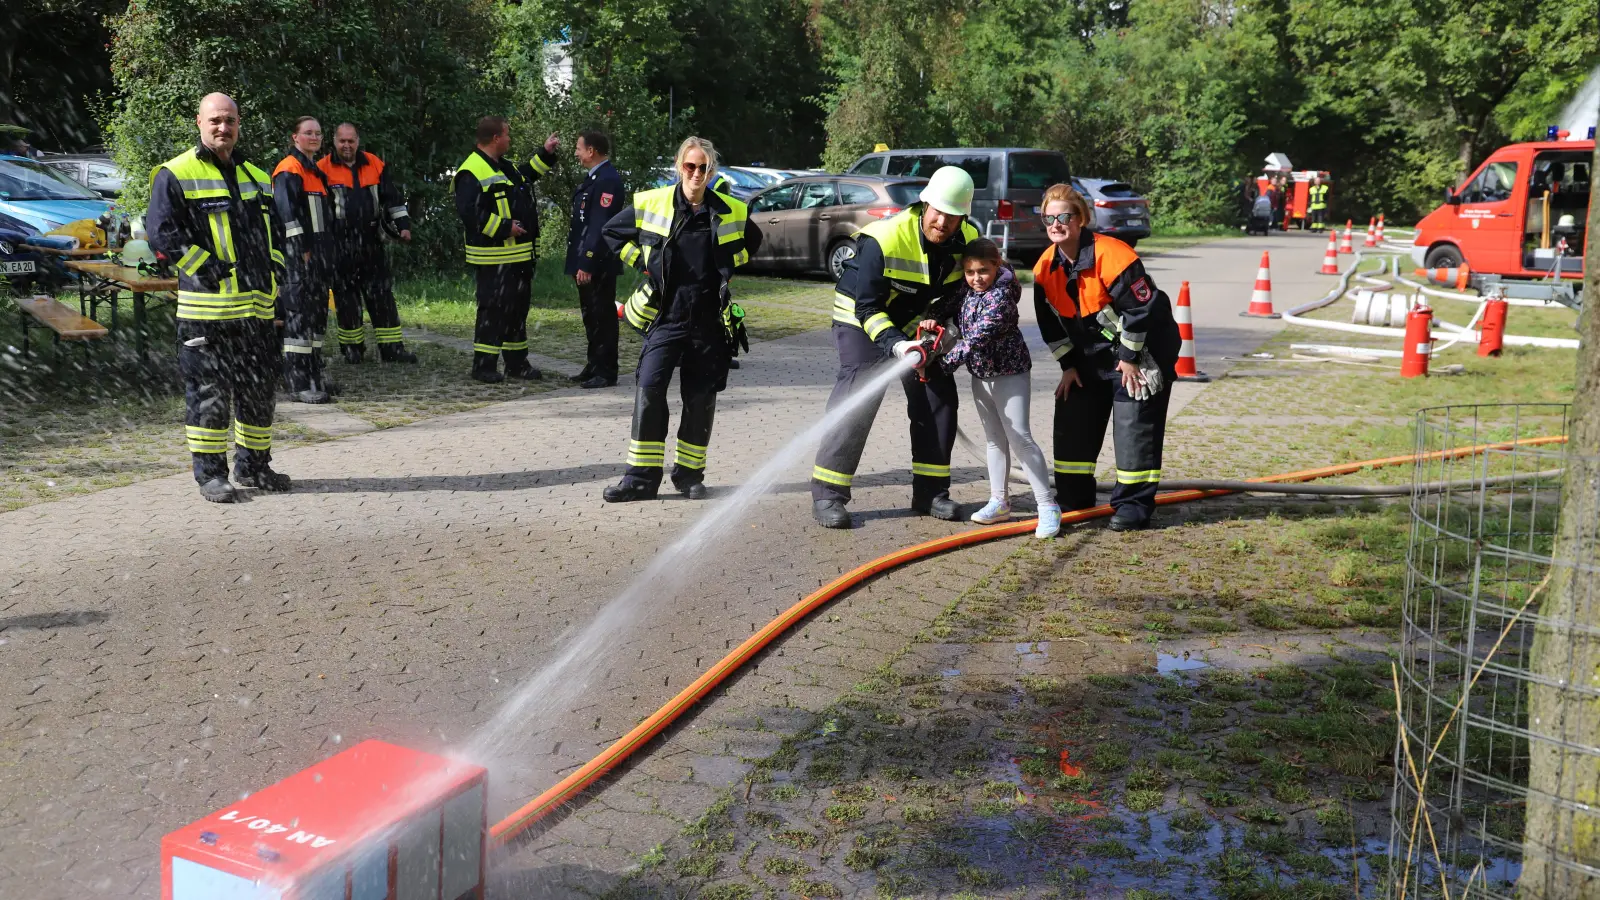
xmin=1241 ymin=252 xmax=1280 ymax=318
xmin=1338 ymin=220 xmax=1354 ymax=254
xmin=1376 ymin=214 xmax=1385 ymax=243
xmin=1415 ymin=264 xmax=1471 ymax=290
xmin=1319 ymin=233 xmax=1340 ymax=275
xmin=1363 ymin=217 xmax=1377 ymax=247
xmin=1174 ymin=281 xmax=1209 ymax=382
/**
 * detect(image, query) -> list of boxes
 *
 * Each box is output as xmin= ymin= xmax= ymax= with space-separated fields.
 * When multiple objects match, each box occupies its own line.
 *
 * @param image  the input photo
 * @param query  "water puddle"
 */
xmin=1015 ymin=641 xmax=1050 ymax=665
xmin=1156 ymin=650 xmax=1209 ymax=674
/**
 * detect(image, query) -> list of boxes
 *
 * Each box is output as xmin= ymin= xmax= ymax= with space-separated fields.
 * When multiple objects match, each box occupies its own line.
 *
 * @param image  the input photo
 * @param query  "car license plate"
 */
xmin=0 ymin=260 xmax=36 ymax=275
xmin=1124 ymin=219 xmax=1143 ymax=227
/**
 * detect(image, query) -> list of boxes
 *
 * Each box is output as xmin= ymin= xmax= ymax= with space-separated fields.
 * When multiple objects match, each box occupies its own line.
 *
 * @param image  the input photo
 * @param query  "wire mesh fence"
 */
xmin=1388 ymin=403 xmax=1600 ymax=899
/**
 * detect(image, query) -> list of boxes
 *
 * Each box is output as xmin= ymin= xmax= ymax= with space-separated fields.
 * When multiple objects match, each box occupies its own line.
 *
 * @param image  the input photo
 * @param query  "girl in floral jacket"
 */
xmin=925 ymin=239 xmax=1060 ymax=537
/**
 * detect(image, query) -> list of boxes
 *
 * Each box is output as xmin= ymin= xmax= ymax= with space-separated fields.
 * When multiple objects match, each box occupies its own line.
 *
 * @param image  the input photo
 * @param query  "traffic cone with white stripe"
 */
xmin=1173 ymin=281 xmax=1209 ymax=382
xmin=1338 ymin=220 xmax=1354 ymax=254
xmin=1363 ymin=217 xmax=1377 ymax=247
xmin=1415 ymin=264 xmax=1471 ymax=290
xmin=1376 ymin=214 xmax=1386 ymax=243
xmin=1241 ymin=251 xmax=1280 ymax=318
xmin=1319 ymin=233 xmax=1340 ymax=275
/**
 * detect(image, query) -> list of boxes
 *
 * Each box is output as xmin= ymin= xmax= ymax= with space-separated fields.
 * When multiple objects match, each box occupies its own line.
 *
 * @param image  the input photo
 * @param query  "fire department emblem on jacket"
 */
xmin=1132 ymin=277 xmax=1153 ymax=303
xmin=600 ymin=192 xmax=614 ymax=208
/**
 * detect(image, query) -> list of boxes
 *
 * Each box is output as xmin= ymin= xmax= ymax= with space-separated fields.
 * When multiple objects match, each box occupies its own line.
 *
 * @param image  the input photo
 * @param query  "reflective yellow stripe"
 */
xmin=732 ymin=248 xmax=749 ymax=267
xmin=910 ymin=462 xmax=950 ymax=478
xmin=185 ymin=423 xmax=228 ymax=454
xmin=1115 ymin=469 xmax=1161 ymax=484
xmin=529 ymin=155 xmax=552 ymax=176
xmin=862 ymin=312 xmax=895 ymax=340
xmin=1054 ymin=460 xmax=1096 ymax=475
xmin=627 ymin=439 xmax=666 ymax=467
xmin=811 ymin=465 xmax=853 ymax=486
xmin=464 ymin=244 xmax=533 ymax=265
xmin=675 ymin=439 xmax=708 ymax=470
xmin=177 ymin=245 xmax=209 ymax=275
xmin=502 ymin=339 xmax=529 ymax=351
xmin=233 ymin=420 xmax=272 ymax=451
xmin=483 ymin=213 xmax=503 ymax=237
xmin=472 ymin=343 xmax=501 ymax=354
xmin=1120 ymin=331 xmax=1146 ymax=352
xmin=619 ymin=243 xmax=641 ymax=267
xmin=1048 ymin=340 xmax=1075 ymax=360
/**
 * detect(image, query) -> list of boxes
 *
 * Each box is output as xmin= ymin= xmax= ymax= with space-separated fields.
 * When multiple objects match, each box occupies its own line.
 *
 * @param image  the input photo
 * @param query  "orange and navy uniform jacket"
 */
xmin=271 ymin=147 xmax=333 ymax=279
xmin=316 ymin=150 xmax=411 ymax=252
xmin=1032 ymin=230 xmax=1180 ymax=379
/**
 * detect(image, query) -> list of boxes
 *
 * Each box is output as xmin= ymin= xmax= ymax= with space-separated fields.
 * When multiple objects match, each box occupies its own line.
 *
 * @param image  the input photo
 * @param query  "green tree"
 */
xmin=103 ymin=0 xmax=503 ymax=271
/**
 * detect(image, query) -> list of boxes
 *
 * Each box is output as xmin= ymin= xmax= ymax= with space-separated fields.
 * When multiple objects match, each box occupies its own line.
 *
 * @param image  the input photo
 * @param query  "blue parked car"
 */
xmin=0 ymin=211 xmax=72 ymax=294
xmin=0 ymin=153 xmax=116 ymax=234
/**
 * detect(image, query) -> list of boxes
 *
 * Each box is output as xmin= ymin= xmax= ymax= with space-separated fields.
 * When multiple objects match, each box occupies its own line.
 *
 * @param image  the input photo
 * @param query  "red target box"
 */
xmin=160 ymin=740 xmax=486 ymax=900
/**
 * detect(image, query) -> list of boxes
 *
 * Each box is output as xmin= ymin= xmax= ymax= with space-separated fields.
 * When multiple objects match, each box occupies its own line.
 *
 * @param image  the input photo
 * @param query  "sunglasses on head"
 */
xmin=1042 ymin=212 xmax=1078 ymax=226
xmin=681 ymin=162 xmax=709 ymax=176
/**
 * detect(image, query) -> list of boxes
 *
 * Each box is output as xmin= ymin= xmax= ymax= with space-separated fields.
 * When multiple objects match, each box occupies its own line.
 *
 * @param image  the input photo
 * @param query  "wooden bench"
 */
xmin=16 ymin=294 xmax=109 ymax=358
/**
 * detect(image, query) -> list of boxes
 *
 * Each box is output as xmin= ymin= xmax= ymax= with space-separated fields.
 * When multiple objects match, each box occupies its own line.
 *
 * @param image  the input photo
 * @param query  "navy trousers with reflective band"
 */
xmin=578 ymin=270 xmax=619 ymax=380
xmin=473 ymin=261 xmax=534 ymax=370
xmin=622 ymin=328 xmax=728 ymax=489
xmin=281 ymin=271 xmax=328 ymax=393
xmin=332 ymin=245 xmax=404 ymax=353
xmin=178 ymin=318 xmax=277 ymax=482
xmin=1051 ymin=374 xmax=1170 ymax=523
xmin=811 ymin=323 xmax=958 ymax=505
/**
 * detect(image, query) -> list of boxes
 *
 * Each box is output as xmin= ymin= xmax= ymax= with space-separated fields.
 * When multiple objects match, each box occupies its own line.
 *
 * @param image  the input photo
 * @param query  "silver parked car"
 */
xmin=1072 ymin=177 xmax=1151 ymax=247
xmin=745 ymin=174 xmax=928 ymax=279
xmin=39 ymin=153 xmax=125 ymax=199
xmin=845 ymin=147 xmax=1073 ymax=261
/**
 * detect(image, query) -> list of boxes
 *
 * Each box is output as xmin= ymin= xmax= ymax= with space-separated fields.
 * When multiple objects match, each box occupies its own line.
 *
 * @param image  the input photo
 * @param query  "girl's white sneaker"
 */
xmin=1036 ymin=503 xmax=1063 ymax=539
xmin=971 ymin=499 xmax=1011 ymax=524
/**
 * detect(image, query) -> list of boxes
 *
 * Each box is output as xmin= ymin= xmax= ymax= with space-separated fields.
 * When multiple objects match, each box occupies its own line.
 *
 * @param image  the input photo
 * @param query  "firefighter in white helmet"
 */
xmin=810 ymin=165 xmax=981 ymax=529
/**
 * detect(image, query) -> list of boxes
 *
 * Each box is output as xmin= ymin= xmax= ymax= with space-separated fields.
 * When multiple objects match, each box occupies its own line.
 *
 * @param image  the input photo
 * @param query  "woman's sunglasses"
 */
xmin=681 ymin=162 xmax=710 ymax=176
xmin=1042 ymin=212 xmax=1079 ymax=226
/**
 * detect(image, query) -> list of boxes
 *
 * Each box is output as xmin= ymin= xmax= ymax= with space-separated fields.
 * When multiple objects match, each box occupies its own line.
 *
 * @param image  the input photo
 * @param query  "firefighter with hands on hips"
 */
xmin=272 ymin=116 xmax=337 ymax=403
xmin=566 ymin=128 xmax=625 ymax=388
xmin=599 ymin=136 xmax=762 ymax=503
xmin=809 ymin=165 xmax=980 ymax=529
xmin=1032 ymin=182 xmax=1180 ymax=531
xmin=453 ymin=116 xmax=559 ymax=383
xmin=318 ymin=122 xmax=418 ymax=365
xmin=148 ymin=92 xmax=292 ymax=502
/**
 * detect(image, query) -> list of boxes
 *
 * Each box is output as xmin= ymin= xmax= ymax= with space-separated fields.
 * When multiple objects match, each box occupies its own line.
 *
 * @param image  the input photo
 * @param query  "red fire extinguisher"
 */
xmin=1400 ymin=302 xmax=1432 ymax=378
xmin=1477 ymin=291 xmax=1508 ymax=358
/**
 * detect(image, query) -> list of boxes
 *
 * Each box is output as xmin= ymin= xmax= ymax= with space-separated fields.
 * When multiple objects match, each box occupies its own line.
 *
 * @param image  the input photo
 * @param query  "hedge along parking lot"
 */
xmin=0 ymin=275 xmax=838 ymax=511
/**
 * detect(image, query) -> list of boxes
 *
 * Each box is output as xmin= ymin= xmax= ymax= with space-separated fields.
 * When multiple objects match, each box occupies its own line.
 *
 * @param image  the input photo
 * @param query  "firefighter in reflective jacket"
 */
xmin=810 ymin=166 xmax=980 ymax=529
xmin=1032 ymin=183 xmax=1179 ymax=531
xmin=599 ymin=136 xmax=762 ymax=502
xmin=318 ymin=122 xmax=417 ymax=365
xmin=272 ymin=116 xmax=336 ymax=403
xmin=148 ymin=92 xmax=291 ymax=503
xmin=453 ymin=115 xmax=558 ymax=383
xmin=1308 ymin=177 xmax=1329 ymax=231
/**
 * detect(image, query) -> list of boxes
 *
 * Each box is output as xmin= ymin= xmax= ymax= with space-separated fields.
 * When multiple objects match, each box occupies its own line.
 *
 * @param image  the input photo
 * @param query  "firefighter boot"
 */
xmin=471 ymin=353 xmax=504 ymax=384
xmin=198 ymin=477 xmax=238 ymax=503
xmin=603 ymin=478 xmax=659 ymax=503
xmin=341 ymin=344 xmax=365 ymax=364
xmin=380 ymin=343 xmax=418 ymax=364
xmin=812 ymin=499 xmax=851 ymax=529
xmin=235 ymin=464 xmax=292 ymax=493
xmin=1108 ymin=508 xmax=1152 ymax=532
xmin=912 ymin=488 xmax=961 ymax=521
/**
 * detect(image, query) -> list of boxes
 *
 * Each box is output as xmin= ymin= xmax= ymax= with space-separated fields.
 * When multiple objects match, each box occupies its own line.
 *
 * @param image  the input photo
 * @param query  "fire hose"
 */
xmin=487 ymin=434 xmax=1567 ymax=848
xmin=1282 ymin=252 xmax=1578 ymax=350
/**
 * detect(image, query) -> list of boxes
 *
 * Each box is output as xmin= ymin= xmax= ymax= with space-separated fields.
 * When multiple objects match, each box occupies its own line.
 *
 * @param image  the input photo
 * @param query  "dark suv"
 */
xmin=845 ymin=148 xmax=1072 ymax=261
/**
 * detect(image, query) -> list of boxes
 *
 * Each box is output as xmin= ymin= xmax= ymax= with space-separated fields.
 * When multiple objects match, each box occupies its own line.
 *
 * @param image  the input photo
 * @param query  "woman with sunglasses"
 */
xmin=1033 ymin=183 xmax=1180 ymax=531
xmin=599 ymin=136 xmax=762 ymax=502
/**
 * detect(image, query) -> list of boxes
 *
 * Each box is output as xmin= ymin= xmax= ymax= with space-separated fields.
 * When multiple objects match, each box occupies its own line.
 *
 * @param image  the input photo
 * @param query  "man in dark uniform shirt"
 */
xmin=566 ymin=129 xmax=626 ymax=388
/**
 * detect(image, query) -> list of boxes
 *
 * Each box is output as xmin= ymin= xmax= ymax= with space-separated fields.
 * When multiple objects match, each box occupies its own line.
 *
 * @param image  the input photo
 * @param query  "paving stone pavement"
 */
xmin=0 ymin=234 xmax=1325 ymax=898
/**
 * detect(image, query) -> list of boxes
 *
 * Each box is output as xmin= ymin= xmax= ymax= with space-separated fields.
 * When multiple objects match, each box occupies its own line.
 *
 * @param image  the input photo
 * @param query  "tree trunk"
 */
xmin=1520 ymin=138 xmax=1600 ymax=899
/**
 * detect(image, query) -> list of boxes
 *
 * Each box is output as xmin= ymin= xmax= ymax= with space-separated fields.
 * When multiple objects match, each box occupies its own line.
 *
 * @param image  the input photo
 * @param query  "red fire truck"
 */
xmin=1410 ymin=129 xmax=1592 ymax=308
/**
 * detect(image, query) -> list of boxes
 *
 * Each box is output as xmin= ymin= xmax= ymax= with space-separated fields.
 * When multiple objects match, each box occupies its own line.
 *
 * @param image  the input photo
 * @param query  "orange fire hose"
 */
xmin=488 ymin=434 xmax=1567 ymax=846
